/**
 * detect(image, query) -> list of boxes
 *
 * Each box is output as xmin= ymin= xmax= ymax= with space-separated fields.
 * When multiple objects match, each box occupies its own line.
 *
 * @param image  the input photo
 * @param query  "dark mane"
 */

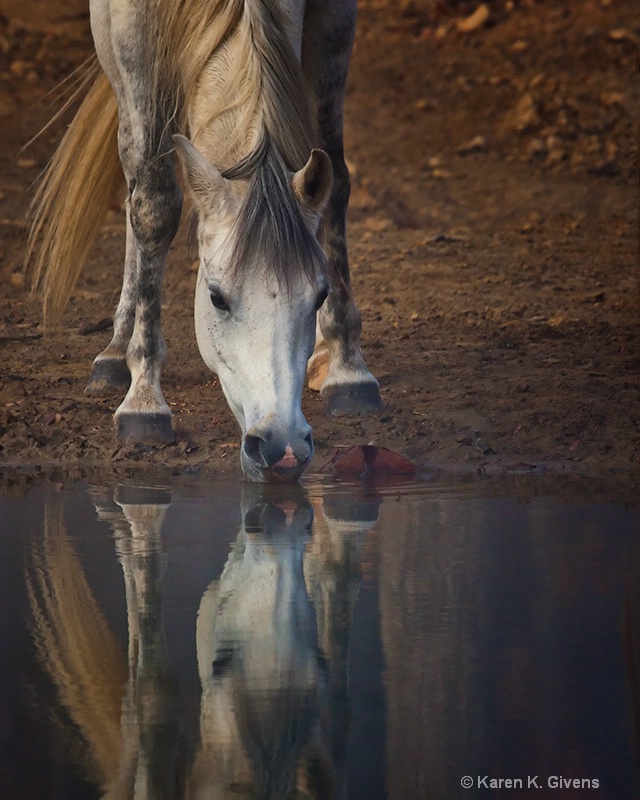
xmin=221 ymin=136 xmax=327 ymax=290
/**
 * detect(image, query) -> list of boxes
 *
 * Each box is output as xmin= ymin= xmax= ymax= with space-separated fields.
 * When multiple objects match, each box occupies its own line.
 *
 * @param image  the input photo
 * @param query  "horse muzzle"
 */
xmin=242 ymin=425 xmax=313 ymax=483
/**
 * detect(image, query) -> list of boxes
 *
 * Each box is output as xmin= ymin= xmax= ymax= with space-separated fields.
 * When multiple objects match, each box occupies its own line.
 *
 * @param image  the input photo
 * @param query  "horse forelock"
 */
xmin=222 ymin=137 xmax=327 ymax=291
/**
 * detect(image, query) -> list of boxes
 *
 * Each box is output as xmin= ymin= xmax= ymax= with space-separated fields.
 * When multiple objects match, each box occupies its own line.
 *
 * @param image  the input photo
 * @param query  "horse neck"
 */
xmin=186 ymin=1 xmax=311 ymax=174
xmin=190 ymin=87 xmax=264 ymax=173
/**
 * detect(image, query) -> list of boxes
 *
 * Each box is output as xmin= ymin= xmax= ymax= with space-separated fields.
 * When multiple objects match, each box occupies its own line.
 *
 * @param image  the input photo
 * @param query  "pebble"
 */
xmin=504 ymin=93 xmax=541 ymax=134
xmin=545 ymin=147 xmax=566 ymax=167
xmin=414 ymin=98 xmax=437 ymax=112
xmin=600 ymin=91 xmax=624 ymax=106
xmin=608 ymin=28 xmax=637 ymax=45
xmin=10 ymin=60 xmax=30 ymax=77
xmin=529 ymin=73 xmax=546 ymax=89
xmin=457 ymin=4 xmax=490 ymax=34
xmin=457 ymin=135 xmax=487 ymax=155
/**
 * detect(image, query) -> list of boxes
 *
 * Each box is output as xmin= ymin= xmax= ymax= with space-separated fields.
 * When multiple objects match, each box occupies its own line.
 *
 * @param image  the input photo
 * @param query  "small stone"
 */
xmin=503 ymin=93 xmax=541 ymax=134
xmin=10 ymin=59 xmax=29 ymax=77
xmin=545 ymin=147 xmax=566 ymax=167
xmin=363 ymin=216 xmax=392 ymax=232
xmin=415 ymin=98 xmax=437 ymax=112
xmin=434 ymin=25 xmax=448 ymax=41
xmin=546 ymin=135 xmax=562 ymax=151
xmin=456 ymin=3 xmax=490 ymax=34
xmin=457 ymin=135 xmax=487 ymax=155
xmin=529 ymin=73 xmax=546 ymax=89
xmin=608 ymin=28 xmax=637 ymax=45
xmin=600 ymin=90 xmax=624 ymax=106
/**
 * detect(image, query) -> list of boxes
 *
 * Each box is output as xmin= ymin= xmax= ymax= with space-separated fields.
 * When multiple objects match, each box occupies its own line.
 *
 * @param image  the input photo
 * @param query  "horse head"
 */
xmin=174 ymin=135 xmax=332 ymax=482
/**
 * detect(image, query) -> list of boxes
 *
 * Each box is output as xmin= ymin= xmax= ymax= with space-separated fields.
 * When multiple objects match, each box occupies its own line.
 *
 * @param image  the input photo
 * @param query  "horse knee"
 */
xmin=129 ymin=177 xmax=182 ymax=251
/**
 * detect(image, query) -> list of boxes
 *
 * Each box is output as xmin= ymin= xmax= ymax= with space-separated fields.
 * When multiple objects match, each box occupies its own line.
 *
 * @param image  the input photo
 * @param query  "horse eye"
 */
xmin=210 ymin=291 xmax=230 ymax=312
xmin=211 ymin=648 xmax=233 ymax=677
xmin=315 ymin=287 xmax=329 ymax=311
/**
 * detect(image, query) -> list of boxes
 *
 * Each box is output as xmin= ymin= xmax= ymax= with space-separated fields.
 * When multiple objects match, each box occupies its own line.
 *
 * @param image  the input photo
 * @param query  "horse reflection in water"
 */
xmin=193 ymin=491 xmax=328 ymax=799
xmin=27 ymin=484 xmax=380 ymax=799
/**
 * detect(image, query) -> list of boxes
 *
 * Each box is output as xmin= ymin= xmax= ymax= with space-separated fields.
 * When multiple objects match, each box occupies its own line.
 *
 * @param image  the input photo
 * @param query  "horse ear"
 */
xmin=172 ymin=134 xmax=229 ymax=206
xmin=292 ymin=149 xmax=333 ymax=213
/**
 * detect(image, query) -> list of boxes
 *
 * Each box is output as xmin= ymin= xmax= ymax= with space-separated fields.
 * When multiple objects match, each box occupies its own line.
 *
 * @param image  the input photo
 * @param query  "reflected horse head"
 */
xmin=193 ymin=484 xmax=332 ymax=799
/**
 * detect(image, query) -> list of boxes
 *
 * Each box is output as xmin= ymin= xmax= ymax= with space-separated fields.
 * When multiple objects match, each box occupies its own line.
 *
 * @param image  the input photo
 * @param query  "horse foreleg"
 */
xmin=302 ymin=0 xmax=383 ymax=416
xmin=114 ymin=156 xmax=181 ymax=444
xmin=85 ymin=207 xmax=136 ymax=395
xmin=90 ymin=1 xmax=182 ymax=444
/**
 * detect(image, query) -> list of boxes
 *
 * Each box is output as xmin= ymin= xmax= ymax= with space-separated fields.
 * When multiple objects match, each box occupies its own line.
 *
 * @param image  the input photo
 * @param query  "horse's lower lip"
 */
xmin=264 ymin=457 xmax=310 ymax=483
xmin=273 ymin=451 xmax=298 ymax=470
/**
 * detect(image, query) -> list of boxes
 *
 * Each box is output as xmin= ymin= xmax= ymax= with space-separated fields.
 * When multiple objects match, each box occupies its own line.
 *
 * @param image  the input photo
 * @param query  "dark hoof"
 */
xmin=116 ymin=412 xmax=175 ymax=445
xmin=85 ymin=359 xmax=131 ymax=395
xmin=322 ymin=382 xmax=385 ymax=416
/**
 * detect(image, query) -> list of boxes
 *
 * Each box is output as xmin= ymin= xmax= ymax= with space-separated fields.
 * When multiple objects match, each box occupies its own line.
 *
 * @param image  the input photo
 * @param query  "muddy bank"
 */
xmin=0 ymin=0 xmax=638 ymax=483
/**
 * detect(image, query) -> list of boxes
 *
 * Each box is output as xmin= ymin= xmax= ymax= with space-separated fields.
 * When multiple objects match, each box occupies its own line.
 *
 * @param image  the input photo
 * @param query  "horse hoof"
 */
xmin=322 ymin=382 xmax=385 ymax=416
xmin=116 ymin=412 xmax=175 ymax=445
xmin=85 ymin=359 xmax=131 ymax=395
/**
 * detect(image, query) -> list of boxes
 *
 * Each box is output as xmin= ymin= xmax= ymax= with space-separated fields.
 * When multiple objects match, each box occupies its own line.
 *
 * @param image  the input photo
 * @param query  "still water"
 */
xmin=0 ymin=474 xmax=638 ymax=799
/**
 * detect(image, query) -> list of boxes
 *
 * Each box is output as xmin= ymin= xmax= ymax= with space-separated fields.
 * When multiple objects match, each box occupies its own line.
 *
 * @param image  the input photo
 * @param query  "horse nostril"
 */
xmin=244 ymin=434 xmax=264 ymax=465
xmin=304 ymin=432 xmax=313 ymax=451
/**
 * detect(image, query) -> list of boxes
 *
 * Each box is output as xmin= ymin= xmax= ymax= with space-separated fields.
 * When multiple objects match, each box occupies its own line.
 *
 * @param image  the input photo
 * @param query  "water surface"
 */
xmin=0 ymin=475 xmax=638 ymax=799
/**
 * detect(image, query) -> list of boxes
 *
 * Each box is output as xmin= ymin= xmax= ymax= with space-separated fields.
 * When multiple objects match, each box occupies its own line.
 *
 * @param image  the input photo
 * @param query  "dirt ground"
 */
xmin=0 ymin=0 xmax=638 ymax=484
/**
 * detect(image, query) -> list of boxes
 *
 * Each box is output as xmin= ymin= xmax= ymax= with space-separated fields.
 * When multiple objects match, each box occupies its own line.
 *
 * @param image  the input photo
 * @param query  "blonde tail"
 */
xmin=27 ymin=57 xmax=124 ymax=324
xmin=27 ymin=497 xmax=127 ymax=785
